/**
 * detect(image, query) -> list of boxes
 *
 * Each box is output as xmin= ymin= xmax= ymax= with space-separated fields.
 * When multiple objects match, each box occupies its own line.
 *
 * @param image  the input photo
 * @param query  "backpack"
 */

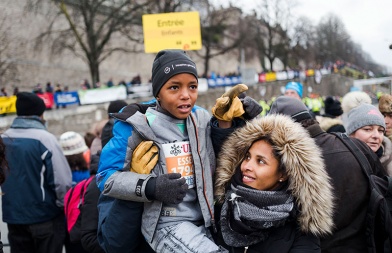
xmin=332 ymin=132 xmax=392 ymax=252
xmin=64 ymin=176 xmax=94 ymax=243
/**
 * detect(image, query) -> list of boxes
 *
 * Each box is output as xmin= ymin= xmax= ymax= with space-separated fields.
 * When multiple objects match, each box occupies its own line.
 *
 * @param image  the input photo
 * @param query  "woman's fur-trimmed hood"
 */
xmin=215 ymin=114 xmax=334 ymax=236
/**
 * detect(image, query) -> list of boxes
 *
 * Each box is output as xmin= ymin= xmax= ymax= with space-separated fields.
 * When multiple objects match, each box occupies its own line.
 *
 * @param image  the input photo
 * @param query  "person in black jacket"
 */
xmin=80 ymin=153 xmax=104 ymax=253
xmin=100 ymin=100 xmax=127 ymax=148
xmin=269 ymin=96 xmax=387 ymax=252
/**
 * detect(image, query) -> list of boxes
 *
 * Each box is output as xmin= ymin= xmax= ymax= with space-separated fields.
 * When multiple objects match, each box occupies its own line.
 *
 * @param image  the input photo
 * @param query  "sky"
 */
xmin=215 ymin=0 xmax=392 ymax=73
xmin=294 ymin=0 xmax=392 ymax=72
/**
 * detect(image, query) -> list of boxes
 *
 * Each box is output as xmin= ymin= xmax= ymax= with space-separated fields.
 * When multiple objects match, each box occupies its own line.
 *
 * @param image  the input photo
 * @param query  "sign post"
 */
xmin=142 ymin=12 xmax=202 ymax=53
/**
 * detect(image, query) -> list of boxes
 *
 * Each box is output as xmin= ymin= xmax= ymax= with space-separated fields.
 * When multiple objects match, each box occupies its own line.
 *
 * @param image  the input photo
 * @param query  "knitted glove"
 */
xmin=130 ymin=141 xmax=158 ymax=174
xmin=147 ymin=173 xmax=188 ymax=204
xmin=212 ymin=84 xmax=249 ymax=121
xmin=240 ymin=96 xmax=263 ymax=120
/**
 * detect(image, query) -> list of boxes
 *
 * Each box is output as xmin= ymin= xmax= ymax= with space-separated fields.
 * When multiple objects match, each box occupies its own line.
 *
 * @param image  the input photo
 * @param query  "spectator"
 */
xmin=341 ymin=91 xmax=371 ymax=126
xmin=46 ymin=82 xmax=54 ymax=93
xmin=346 ymin=103 xmax=392 ymax=176
xmin=316 ymin=96 xmax=345 ymax=133
xmin=59 ymin=131 xmax=91 ymax=186
xmin=213 ymin=114 xmax=333 ymax=252
xmin=378 ymin=94 xmax=392 ymax=141
xmin=268 ymin=96 xmax=386 ymax=252
xmin=100 ymin=100 xmax=128 ymax=148
xmin=284 ymin=81 xmax=302 ymax=100
xmin=106 ymin=78 xmax=114 ymax=88
xmin=1 ymin=92 xmax=72 ymax=253
xmin=0 ymin=88 xmax=7 ymax=97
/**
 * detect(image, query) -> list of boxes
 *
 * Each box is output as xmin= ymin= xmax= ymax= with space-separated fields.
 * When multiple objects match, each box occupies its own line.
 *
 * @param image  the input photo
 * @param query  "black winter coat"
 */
xmin=80 ymin=177 xmax=105 ymax=253
xmin=307 ymin=124 xmax=386 ymax=253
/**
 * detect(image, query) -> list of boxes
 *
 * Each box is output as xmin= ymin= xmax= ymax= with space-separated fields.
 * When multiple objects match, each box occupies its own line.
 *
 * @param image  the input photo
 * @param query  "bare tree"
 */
xmin=26 ymin=0 xmax=152 ymax=86
xmin=0 ymin=18 xmax=18 ymax=87
xmin=245 ymin=0 xmax=295 ymax=72
xmin=195 ymin=2 xmax=245 ymax=77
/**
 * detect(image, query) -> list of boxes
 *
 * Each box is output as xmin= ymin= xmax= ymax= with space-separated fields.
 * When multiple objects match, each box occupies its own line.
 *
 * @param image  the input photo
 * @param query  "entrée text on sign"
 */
xmin=157 ymin=19 xmax=185 ymax=27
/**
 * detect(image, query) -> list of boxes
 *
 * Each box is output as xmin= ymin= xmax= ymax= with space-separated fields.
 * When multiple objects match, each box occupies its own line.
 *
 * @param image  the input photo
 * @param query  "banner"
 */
xmin=36 ymin=92 xmax=55 ymax=109
xmin=0 ymin=96 xmax=17 ymax=115
xmin=54 ymin=91 xmax=80 ymax=106
xmin=78 ymin=85 xmax=127 ymax=105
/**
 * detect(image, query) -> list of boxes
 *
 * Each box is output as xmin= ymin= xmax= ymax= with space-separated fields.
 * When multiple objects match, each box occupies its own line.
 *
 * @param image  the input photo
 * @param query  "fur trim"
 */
xmin=379 ymin=94 xmax=392 ymax=113
xmin=215 ymin=114 xmax=334 ymax=235
xmin=341 ymin=91 xmax=371 ymax=114
xmin=316 ymin=116 xmax=344 ymax=132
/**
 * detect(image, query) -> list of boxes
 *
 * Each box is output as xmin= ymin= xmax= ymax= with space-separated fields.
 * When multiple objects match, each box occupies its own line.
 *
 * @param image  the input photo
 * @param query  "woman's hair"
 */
xmin=65 ymin=153 xmax=89 ymax=171
xmin=0 ymin=136 xmax=7 ymax=185
xmin=251 ymin=135 xmax=286 ymax=174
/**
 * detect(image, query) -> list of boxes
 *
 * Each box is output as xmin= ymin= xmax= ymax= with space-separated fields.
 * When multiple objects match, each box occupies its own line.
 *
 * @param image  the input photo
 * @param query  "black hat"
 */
xmin=269 ymin=96 xmax=312 ymax=122
xmin=16 ymin=92 xmax=46 ymax=116
xmin=324 ymin=96 xmax=343 ymax=117
xmin=108 ymin=100 xmax=127 ymax=114
xmin=151 ymin=49 xmax=198 ymax=97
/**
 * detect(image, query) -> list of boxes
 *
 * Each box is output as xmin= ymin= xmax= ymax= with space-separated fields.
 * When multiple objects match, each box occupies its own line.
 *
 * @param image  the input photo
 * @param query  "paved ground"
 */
xmin=0 ymin=196 xmax=10 ymax=253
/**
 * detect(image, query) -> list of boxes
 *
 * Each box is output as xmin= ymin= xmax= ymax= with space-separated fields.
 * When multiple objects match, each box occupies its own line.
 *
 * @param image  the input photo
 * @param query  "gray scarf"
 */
xmin=220 ymin=184 xmax=294 ymax=247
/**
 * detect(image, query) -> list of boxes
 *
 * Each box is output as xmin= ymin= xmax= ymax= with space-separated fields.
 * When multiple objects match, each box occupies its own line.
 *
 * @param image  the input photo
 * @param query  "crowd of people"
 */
xmin=0 ymin=49 xmax=391 ymax=253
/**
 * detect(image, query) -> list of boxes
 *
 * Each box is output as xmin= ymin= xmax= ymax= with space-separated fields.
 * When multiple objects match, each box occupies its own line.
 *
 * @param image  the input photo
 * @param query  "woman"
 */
xmin=213 ymin=114 xmax=334 ymax=252
xmin=346 ymin=103 xmax=392 ymax=175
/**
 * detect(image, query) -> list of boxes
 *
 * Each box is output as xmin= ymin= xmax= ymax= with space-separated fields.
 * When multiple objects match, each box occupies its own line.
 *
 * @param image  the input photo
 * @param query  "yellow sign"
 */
xmin=142 ymin=12 xmax=202 ymax=53
xmin=0 ymin=96 xmax=17 ymax=115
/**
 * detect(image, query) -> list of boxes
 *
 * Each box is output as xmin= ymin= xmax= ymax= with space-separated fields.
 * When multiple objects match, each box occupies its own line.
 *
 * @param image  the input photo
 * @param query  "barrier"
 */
xmin=0 ymin=96 xmax=17 ymax=115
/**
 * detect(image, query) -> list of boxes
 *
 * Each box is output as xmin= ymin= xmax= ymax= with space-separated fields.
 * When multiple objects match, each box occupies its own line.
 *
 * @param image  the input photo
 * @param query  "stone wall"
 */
xmin=0 ymin=74 xmax=353 ymax=138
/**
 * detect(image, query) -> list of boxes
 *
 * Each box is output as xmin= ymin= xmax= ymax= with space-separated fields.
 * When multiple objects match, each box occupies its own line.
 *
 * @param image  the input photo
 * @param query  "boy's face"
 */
xmin=156 ymin=73 xmax=198 ymax=119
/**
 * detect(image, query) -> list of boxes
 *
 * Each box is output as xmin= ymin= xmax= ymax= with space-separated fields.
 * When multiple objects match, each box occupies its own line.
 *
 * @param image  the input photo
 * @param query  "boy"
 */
xmin=97 ymin=49 xmax=224 ymax=252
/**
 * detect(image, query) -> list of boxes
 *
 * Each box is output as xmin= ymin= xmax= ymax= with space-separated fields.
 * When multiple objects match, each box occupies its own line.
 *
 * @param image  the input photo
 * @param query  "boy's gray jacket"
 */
xmin=97 ymin=108 xmax=216 ymax=242
xmin=215 ymin=114 xmax=334 ymax=236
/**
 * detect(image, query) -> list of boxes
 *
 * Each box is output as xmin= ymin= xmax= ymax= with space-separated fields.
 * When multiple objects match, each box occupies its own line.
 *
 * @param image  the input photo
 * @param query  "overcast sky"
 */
xmin=295 ymin=0 xmax=392 ymax=72
xmin=215 ymin=0 xmax=392 ymax=73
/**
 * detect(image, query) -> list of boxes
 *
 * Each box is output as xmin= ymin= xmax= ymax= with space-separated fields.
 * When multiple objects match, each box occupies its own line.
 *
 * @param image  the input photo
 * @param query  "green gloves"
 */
xmin=131 ymin=141 xmax=158 ymax=174
xmin=211 ymin=84 xmax=249 ymax=121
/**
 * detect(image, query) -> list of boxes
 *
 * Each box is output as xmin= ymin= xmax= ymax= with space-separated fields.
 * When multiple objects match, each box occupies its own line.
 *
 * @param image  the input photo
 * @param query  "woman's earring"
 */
xmin=279 ymin=179 xmax=283 ymax=182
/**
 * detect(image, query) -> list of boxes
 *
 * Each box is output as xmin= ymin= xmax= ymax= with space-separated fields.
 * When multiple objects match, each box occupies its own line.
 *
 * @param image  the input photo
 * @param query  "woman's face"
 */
xmin=240 ymin=140 xmax=285 ymax=191
xmin=351 ymin=125 xmax=385 ymax=152
xmin=156 ymin=73 xmax=198 ymax=120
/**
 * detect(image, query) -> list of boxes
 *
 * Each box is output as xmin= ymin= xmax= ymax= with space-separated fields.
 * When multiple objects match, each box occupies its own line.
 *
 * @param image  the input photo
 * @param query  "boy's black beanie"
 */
xmin=151 ymin=49 xmax=198 ymax=97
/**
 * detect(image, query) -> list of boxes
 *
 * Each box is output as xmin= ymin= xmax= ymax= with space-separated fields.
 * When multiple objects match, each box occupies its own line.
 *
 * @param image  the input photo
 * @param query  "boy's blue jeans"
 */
xmin=150 ymin=221 xmax=228 ymax=253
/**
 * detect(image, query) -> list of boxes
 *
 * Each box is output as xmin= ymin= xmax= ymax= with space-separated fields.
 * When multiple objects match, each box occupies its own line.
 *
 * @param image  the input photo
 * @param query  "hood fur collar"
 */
xmin=215 ymin=114 xmax=334 ymax=235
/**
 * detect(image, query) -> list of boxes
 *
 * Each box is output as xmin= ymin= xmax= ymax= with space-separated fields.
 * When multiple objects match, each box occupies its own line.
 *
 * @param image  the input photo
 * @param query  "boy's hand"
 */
xmin=212 ymin=84 xmax=248 ymax=121
xmin=131 ymin=141 xmax=158 ymax=174
xmin=148 ymin=173 xmax=188 ymax=204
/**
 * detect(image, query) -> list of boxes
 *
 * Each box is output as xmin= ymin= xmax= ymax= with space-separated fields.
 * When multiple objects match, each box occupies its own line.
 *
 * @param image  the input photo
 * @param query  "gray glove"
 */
xmin=147 ymin=173 xmax=188 ymax=204
xmin=240 ymin=96 xmax=263 ymax=120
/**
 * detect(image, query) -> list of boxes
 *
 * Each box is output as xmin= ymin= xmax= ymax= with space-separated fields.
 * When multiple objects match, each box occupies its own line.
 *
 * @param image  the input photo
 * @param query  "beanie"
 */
xmin=346 ymin=103 xmax=386 ymax=135
xmin=16 ymin=92 xmax=46 ymax=116
xmin=269 ymin=96 xmax=312 ymax=122
xmin=341 ymin=91 xmax=371 ymax=114
xmin=324 ymin=96 xmax=343 ymax=117
xmin=378 ymin=94 xmax=392 ymax=114
xmin=151 ymin=49 xmax=198 ymax=97
xmin=108 ymin=100 xmax=127 ymax=114
xmin=285 ymin=82 xmax=303 ymax=98
xmin=60 ymin=131 xmax=89 ymax=156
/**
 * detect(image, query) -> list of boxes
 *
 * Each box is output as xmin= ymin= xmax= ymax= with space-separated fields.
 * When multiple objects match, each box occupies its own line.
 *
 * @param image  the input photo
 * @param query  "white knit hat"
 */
xmin=60 ymin=131 xmax=88 ymax=156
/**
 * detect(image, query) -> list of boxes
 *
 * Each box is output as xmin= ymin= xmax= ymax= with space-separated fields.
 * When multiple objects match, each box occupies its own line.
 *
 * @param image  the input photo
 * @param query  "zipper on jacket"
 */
xmin=190 ymin=115 xmax=215 ymax=225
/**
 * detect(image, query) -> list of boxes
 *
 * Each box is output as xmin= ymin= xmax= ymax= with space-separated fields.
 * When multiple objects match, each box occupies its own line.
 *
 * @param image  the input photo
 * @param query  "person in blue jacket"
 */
xmin=96 ymin=49 xmax=262 ymax=253
xmin=1 ymin=92 xmax=72 ymax=253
